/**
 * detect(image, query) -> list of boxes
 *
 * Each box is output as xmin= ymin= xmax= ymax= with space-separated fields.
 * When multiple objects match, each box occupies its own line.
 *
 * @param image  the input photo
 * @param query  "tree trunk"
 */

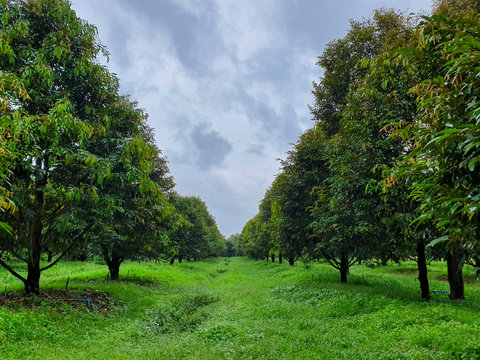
xmin=24 ymin=263 xmax=41 ymax=295
xmin=279 ymin=255 xmax=283 ymax=264
xmin=288 ymin=257 xmax=295 ymax=266
xmin=178 ymin=256 xmax=183 ymax=263
xmin=102 ymin=247 xmax=123 ymax=281
xmin=47 ymin=251 xmax=53 ymax=263
xmin=25 ymin=185 xmax=44 ymax=295
xmin=340 ymin=253 xmax=348 ymax=284
xmin=271 ymin=254 xmax=275 ymax=263
xmin=446 ymin=246 xmax=465 ymax=300
xmin=108 ymin=262 xmax=120 ymax=281
xmin=169 ymin=257 xmax=175 ymax=265
xmin=416 ymin=241 xmax=430 ymax=301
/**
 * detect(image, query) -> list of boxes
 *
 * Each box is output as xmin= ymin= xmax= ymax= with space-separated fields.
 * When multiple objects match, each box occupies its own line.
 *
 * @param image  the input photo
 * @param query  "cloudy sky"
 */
xmin=72 ymin=0 xmax=432 ymax=237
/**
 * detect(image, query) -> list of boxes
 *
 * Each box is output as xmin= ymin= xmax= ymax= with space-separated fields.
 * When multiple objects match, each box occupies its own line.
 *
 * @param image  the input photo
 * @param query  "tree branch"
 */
xmin=320 ymin=250 xmax=340 ymax=270
xmin=348 ymin=257 xmax=359 ymax=267
xmin=7 ymin=249 xmax=29 ymax=263
xmin=0 ymin=256 xmax=26 ymax=283
xmin=40 ymin=223 xmax=93 ymax=272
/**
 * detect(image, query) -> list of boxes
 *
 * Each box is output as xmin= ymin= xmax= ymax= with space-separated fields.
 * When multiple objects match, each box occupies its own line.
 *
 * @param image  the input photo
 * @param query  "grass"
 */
xmin=0 ymin=257 xmax=479 ymax=359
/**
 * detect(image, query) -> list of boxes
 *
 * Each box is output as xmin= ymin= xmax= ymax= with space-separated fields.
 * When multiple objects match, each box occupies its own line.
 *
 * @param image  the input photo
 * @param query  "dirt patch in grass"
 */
xmin=436 ymin=275 xmax=478 ymax=284
xmin=394 ymin=269 xmax=418 ymax=275
xmin=0 ymin=289 xmax=120 ymax=313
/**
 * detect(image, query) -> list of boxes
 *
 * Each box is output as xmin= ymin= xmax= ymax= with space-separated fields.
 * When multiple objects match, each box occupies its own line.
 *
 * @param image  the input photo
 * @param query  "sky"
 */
xmin=71 ymin=0 xmax=432 ymax=237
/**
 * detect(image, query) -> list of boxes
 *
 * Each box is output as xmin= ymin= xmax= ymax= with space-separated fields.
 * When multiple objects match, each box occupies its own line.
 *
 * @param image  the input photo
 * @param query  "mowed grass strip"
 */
xmin=0 ymin=257 xmax=479 ymax=360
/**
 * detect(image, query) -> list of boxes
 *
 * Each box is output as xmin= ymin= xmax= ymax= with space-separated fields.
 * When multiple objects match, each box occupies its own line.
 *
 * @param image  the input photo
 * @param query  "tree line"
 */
xmin=239 ymin=0 xmax=480 ymax=301
xmin=0 ymin=0 xmax=226 ymax=295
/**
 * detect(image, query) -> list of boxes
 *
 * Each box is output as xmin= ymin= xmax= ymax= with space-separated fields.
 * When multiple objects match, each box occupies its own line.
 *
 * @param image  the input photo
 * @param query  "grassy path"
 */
xmin=1 ymin=257 xmax=480 ymax=359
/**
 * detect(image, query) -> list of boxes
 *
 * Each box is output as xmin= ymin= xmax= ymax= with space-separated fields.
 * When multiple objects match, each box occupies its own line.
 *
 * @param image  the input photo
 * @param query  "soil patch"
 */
xmin=0 ymin=289 xmax=119 ymax=313
xmin=394 ymin=269 xmax=418 ymax=275
xmin=436 ymin=275 xmax=478 ymax=284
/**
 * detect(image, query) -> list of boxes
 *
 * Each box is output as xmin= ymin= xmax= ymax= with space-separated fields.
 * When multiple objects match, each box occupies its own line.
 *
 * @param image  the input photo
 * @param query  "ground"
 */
xmin=0 ymin=258 xmax=479 ymax=359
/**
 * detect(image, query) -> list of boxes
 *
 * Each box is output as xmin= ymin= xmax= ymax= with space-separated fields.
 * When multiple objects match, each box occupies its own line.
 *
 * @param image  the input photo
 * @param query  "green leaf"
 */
xmin=427 ymin=235 xmax=449 ymax=248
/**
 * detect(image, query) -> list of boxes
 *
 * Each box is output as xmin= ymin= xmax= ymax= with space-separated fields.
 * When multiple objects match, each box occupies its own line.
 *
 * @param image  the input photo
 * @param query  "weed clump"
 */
xmin=145 ymin=292 xmax=219 ymax=334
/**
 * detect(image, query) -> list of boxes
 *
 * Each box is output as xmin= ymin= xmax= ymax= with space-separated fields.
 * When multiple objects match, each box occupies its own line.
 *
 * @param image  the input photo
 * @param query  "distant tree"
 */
xmin=239 ymin=215 xmax=270 ymax=261
xmin=310 ymin=8 xmax=413 ymax=136
xmin=433 ymin=0 xmax=479 ymax=16
xmin=88 ymin=98 xmax=178 ymax=280
xmin=269 ymin=125 xmax=329 ymax=266
xmin=309 ymin=9 xmax=415 ymax=283
xmin=170 ymin=195 xmax=225 ymax=263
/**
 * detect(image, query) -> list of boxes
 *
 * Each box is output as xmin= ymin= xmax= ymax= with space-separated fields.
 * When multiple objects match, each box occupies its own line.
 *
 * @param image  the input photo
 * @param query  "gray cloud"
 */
xmin=168 ymin=118 xmax=232 ymax=171
xmin=191 ymin=124 xmax=233 ymax=170
xmin=116 ymin=0 xmax=224 ymax=74
xmin=72 ymin=0 xmax=432 ymax=236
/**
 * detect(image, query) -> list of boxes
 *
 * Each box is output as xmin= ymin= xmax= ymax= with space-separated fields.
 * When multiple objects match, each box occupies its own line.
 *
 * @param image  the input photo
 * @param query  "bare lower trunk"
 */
xmin=25 ymin=184 xmax=44 ymax=295
xmin=340 ymin=253 xmax=348 ymax=284
xmin=279 ymin=255 xmax=282 ymax=264
xmin=170 ymin=257 xmax=175 ymax=265
xmin=102 ymin=247 xmax=124 ymax=281
xmin=271 ymin=254 xmax=275 ymax=263
xmin=416 ymin=241 xmax=430 ymax=301
xmin=288 ymin=257 xmax=295 ymax=266
xmin=447 ymin=246 xmax=465 ymax=300
xmin=108 ymin=262 xmax=120 ymax=280
xmin=25 ymin=263 xmax=41 ymax=295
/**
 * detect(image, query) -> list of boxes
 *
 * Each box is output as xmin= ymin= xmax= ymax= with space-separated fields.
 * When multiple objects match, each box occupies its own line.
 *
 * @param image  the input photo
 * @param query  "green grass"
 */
xmin=1 ymin=257 xmax=479 ymax=359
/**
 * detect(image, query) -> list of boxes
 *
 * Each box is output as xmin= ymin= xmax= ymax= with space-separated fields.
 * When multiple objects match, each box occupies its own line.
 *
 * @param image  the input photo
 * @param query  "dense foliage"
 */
xmin=0 ymin=0 xmax=224 ymax=294
xmin=240 ymin=0 xmax=480 ymax=300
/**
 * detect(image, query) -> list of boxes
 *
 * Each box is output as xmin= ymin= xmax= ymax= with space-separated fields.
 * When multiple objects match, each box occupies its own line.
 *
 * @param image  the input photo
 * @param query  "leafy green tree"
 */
xmin=310 ymin=9 xmax=413 ymax=136
xmin=86 ymin=97 xmax=178 ymax=280
xmin=225 ymin=233 xmax=242 ymax=257
xmin=433 ymin=0 xmax=479 ymax=16
xmin=0 ymin=0 xmax=122 ymax=294
xmin=271 ymin=125 xmax=329 ymax=266
xmin=239 ymin=214 xmax=270 ymax=260
xmin=390 ymin=10 xmax=480 ymax=299
xmin=309 ymin=9 xmax=415 ymax=283
xmin=170 ymin=195 xmax=225 ymax=263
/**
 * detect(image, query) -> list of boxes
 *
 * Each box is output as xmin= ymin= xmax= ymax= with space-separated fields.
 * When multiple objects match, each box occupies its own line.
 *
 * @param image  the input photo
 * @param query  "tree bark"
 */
xmin=446 ymin=246 xmax=465 ymax=300
xmin=108 ymin=262 xmax=120 ymax=281
xmin=178 ymin=256 xmax=182 ymax=263
xmin=271 ymin=254 xmax=275 ymax=263
xmin=169 ymin=257 xmax=175 ymax=265
xmin=416 ymin=241 xmax=430 ymax=301
xmin=24 ymin=263 xmax=41 ymax=295
xmin=279 ymin=254 xmax=282 ymax=264
xmin=102 ymin=247 xmax=124 ymax=281
xmin=25 ymin=179 xmax=45 ymax=295
xmin=340 ymin=253 xmax=348 ymax=284
xmin=288 ymin=257 xmax=295 ymax=266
